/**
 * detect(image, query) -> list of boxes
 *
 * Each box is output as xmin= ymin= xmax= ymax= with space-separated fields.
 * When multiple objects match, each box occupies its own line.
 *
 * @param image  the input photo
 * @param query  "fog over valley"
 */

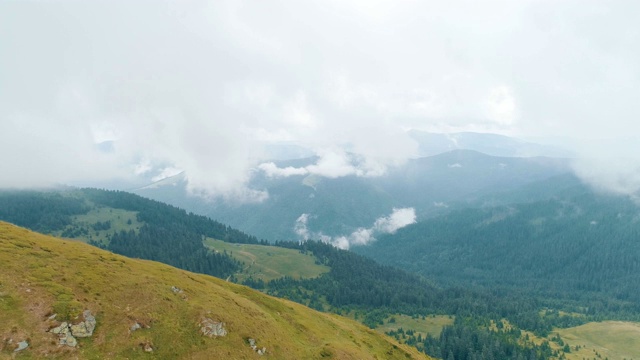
xmin=2 ymin=0 xmax=640 ymax=200
xmin=3 ymin=2 xmax=640 ymax=359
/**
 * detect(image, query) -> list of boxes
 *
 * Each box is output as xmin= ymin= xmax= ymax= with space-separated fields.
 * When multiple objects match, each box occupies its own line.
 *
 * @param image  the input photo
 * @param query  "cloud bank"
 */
xmin=295 ymin=208 xmax=416 ymax=249
xmin=2 ymin=1 xmax=640 ymax=198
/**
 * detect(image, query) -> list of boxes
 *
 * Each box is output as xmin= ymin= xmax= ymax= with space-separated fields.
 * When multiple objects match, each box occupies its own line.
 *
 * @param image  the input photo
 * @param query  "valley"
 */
xmin=2 ymin=144 xmax=640 ymax=359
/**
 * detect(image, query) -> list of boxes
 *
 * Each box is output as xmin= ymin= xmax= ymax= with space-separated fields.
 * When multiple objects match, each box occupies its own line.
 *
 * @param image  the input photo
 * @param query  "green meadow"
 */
xmin=204 ymin=238 xmax=330 ymax=282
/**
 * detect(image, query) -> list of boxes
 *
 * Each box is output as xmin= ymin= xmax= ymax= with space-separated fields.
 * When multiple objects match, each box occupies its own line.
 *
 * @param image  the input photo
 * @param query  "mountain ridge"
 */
xmin=0 ymin=221 xmax=429 ymax=359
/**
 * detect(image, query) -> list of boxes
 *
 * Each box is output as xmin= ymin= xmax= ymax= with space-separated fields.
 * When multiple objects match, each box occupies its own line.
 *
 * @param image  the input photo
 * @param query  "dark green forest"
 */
xmin=355 ymin=191 xmax=640 ymax=309
xmin=0 ymin=189 xmax=261 ymax=279
xmin=244 ymin=240 xmax=589 ymax=359
xmin=2 ymin=188 xmax=639 ymax=359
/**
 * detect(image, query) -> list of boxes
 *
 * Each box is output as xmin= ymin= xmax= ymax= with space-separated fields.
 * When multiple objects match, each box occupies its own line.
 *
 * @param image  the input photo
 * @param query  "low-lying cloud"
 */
xmin=259 ymin=146 xmax=413 ymax=180
xmin=294 ymin=208 xmax=416 ymax=250
xmin=3 ymin=1 xmax=640 ymax=201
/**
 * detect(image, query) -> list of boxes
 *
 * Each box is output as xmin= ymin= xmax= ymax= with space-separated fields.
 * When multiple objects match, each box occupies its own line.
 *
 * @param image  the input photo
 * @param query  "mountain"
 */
xmin=354 ymin=182 xmax=640 ymax=307
xmin=135 ymin=150 xmax=572 ymax=241
xmin=0 ymin=222 xmax=428 ymax=359
xmin=0 ymin=188 xmax=627 ymax=359
xmin=0 ymin=188 xmax=261 ymax=280
xmin=408 ymin=130 xmax=573 ymax=158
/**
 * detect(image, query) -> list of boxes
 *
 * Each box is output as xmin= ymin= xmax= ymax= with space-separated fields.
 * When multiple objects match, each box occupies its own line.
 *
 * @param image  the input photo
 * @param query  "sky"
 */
xmin=1 ymin=0 xmax=640 ymax=197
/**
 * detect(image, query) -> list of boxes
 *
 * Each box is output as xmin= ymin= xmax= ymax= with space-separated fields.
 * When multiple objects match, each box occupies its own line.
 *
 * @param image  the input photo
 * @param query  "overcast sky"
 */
xmin=1 ymin=0 xmax=639 ymax=197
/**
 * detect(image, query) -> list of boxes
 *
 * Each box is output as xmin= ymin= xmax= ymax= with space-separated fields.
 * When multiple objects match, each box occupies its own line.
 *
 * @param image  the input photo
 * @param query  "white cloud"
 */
xmin=485 ymin=85 xmax=517 ymax=125
xmin=151 ymin=167 xmax=183 ymax=182
xmin=259 ymin=162 xmax=309 ymax=178
xmin=294 ymin=213 xmax=311 ymax=242
xmin=306 ymin=150 xmax=358 ymax=178
xmin=373 ymin=208 xmax=417 ymax=234
xmin=1 ymin=0 xmax=640 ymax=197
xmin=294 ymin=208 xmax=416 ymax=249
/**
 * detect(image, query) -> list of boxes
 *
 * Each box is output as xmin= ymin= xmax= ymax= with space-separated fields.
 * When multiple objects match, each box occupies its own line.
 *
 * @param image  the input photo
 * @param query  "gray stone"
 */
xmin=61 ymin=331 xmax=77 ymax=347
xmin=50 ymin=322 xmax=68 ymax=334
xmin=130 ymin=322 xmax=141 ymax=332
xmin=70 ymin=310 xmax=96 ymax=338
xmin=200 ymin=318 xmax=227 ymax=337
xmin=50 ymin=324 xmax=77 ymax=347
xmin=14 ymin=341 xmax=28 ymax=352
xmin=171 ymin=286 xmax=182 ymax=294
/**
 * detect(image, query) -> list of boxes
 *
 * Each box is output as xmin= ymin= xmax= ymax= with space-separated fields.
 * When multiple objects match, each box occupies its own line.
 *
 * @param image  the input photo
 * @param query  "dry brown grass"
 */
xmin=0 ymin=222 xmax=431 ymax=359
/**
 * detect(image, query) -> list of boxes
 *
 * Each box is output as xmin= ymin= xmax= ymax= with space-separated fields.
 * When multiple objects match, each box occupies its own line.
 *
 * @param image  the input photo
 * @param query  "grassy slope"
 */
xmin=61 ymin=206 xmax=142 ymax=245
xmin=0 ymin=222 xmax=429 ymax=360
xmin=377 ymin=315 xmax=454 ymax=338
xmin=204 ymin=239 xmax=330 ymax=282
xmin=557 ymin=321 xmax=640 ymax=360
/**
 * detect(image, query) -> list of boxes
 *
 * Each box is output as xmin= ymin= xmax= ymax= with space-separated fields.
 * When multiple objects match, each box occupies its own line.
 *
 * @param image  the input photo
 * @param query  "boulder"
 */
xmin=14 ymin=340 xmax=28 ymax=352
xmin=49 ymin=310 xmax=96 ymax=347
xmin=200 ymin=318 xmax=227 ymax=337
xmin=70 ymin=310 xmax=96 ymax=338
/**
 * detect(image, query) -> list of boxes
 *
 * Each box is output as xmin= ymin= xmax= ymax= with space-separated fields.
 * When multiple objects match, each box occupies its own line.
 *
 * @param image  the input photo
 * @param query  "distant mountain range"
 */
xmin=354 ymin=175 xmax=640 ymax=305
xmin=135 ymin=148 xmax=572 ymax=241
xmin=408 ymin=130 xmax=574 ymax=158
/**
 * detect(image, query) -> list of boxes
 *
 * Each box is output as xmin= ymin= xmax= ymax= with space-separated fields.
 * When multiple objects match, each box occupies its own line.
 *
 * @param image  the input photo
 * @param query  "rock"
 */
xmin=130 ymin=322 xmax=141 ymax=332
xmin=49 ymin=310 xmax=96 ymax=347
xmin=200 ymin=318 xmax=227 ymax=337
xmin=171 ymin=286 xmax=182 ymax=294
xmin=51 ymin=324 xmax=77 ymax=347
xmin=48 ymin=313 xmax=57 ymax=321
xmin=247 ymin=338 xmax=266 ymax=355
xmin=143 ymin=343 xmax=153 ymax=352
xmin=14 ymin=340 xmax=28 ymax=352
xmin=70 ymin=310 xmax=96 ymax=338
xmin=61 ymin=331 xmax=77 ymax=347
xmin=50 ymin=322 xmax=68 ymax=335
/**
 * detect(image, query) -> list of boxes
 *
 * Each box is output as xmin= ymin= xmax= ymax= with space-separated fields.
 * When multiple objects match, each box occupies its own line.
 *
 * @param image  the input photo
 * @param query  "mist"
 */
xmin=294 ymin=208 xmax=416 ymax=249
xmin=2 ymin=1 xmax=640 ymax=198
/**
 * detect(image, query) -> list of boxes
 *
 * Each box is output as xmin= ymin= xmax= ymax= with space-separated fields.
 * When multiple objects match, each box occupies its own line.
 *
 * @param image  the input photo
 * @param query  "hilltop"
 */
xmin=0 ymin=221 xmax=428 ymax=359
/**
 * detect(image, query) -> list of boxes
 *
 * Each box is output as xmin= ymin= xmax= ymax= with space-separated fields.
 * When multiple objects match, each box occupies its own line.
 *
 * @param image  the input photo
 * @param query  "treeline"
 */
xmin=80 ymin=188 xmax=262 ymax=244
xmin=0 ymin=189 xmax=255 ymax=278
xmin=250 ymin=240 xmax=586 ymax=335
xmin=243 ymin=239 xmax=587 ymax=358
xmin=356 ymin=192 xmax=640 ymax=311
xmin=420 ymin=317 xmax=562 ymax=360
xmin=0 ymin=190 xmax=88 ymax=233
xmin=108 ymin=224 xmax=239 ymax=278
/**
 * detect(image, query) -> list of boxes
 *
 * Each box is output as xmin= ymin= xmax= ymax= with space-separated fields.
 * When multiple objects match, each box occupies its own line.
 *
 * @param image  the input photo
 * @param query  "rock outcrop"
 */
xmin=70 ymin=310 xmax=96 ymax=337
xmin=49 ymin=310 xmax=97 ymax=347
xmin=14 ymin=340 xmax=28 ymax=352
xmin=200 ymin=318 xmax=227 ymax=337
xmin=248 ymin=338 xmax=267 ymax=356
xmin=50 ymin=322 xmax=77 ymax=347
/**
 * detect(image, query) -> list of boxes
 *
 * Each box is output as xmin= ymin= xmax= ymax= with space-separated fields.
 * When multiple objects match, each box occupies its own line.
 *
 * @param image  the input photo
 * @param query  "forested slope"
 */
xmin=356 ymin=190 xmax=640 ymax=309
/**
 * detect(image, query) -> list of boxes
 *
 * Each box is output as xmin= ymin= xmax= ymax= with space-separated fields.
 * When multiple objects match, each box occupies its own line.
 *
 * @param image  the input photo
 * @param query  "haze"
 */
xmin=2 ymin=0 xmax=639 ymax=197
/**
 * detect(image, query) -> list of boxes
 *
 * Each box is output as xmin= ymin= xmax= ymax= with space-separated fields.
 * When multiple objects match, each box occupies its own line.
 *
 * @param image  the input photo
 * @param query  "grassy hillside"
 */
xmin=557 ymin=321 xmax=640 ymax=360
xmin=204 ymin=238 xmax=329 ymax=282
xmin=0 ymin=222 xmax=429 ymax=359
xmin=377 ymin=315 xmax=454 ymax=339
